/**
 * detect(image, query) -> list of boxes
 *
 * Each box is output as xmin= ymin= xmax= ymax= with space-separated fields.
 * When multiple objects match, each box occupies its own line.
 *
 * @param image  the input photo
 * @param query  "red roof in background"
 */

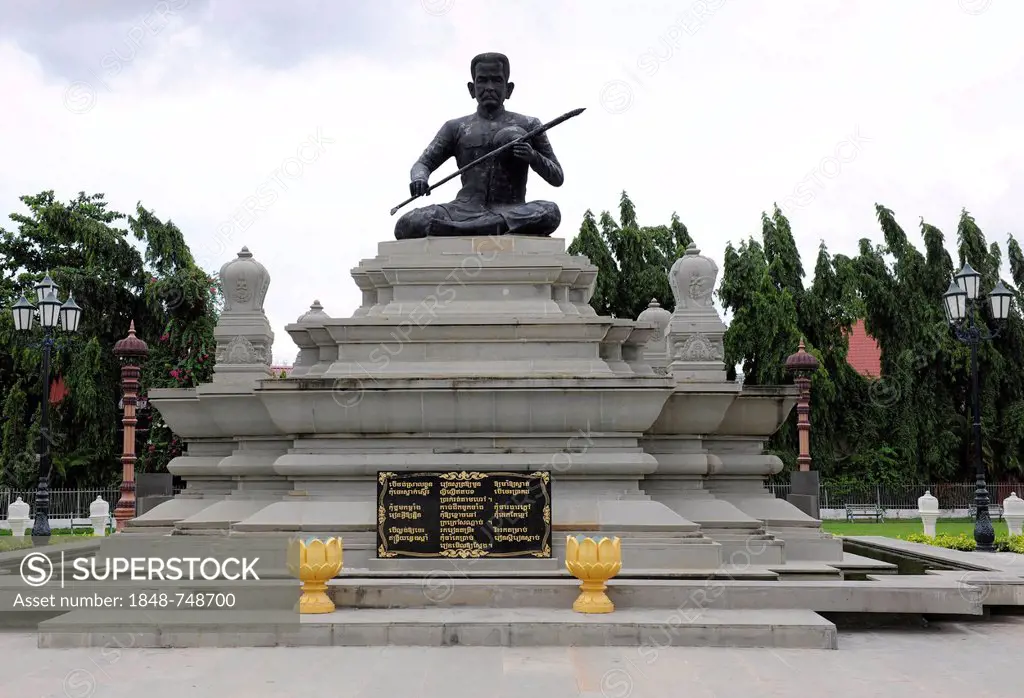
xmin=846 ymin=319 xmax=882 ymax=377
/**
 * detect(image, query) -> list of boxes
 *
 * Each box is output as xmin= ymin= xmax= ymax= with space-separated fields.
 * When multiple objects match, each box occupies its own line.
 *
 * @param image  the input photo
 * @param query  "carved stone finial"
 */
xmin=664 ymin=242 xmax=728 ymax=383
xmin=636 ymin=297 xmax=673 ymax=369
xmin=220 ymin=247 xmax=270 ymax=313
xmin=204 ymin=248 xmax=275 ymax=390
xmin=297 ymin=299 xmax=330 ymax=323
xmin=669 ymin=244 xmax=717 ymax=311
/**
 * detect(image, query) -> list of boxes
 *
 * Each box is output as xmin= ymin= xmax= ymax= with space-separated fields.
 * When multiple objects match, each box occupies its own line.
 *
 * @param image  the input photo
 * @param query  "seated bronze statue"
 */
xmin=394 ymin=52 xmax=563 ymax=240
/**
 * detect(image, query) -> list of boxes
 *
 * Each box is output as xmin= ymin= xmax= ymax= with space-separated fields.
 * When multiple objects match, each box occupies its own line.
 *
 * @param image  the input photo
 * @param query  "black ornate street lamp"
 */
xmin=942 ymin=262 xmax=1014 ymax=552
xmin=10 ymin=273 xmax=83 ymax=545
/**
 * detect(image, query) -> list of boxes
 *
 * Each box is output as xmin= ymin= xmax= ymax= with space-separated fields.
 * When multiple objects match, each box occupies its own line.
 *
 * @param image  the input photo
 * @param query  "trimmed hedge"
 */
xmin=902 ymin=532 xmax=1024 ymax=553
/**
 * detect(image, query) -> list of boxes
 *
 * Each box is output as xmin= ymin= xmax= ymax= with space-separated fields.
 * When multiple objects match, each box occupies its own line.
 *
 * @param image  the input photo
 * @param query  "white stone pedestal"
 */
xmin=89 ymin=496 xmax=109 ymax=536
xmin=918 ymin=490 xmax=939 ymax=537
xmin=1004 ymin=492 xmax=1024 ymax=536
xmin=8 ymin=496 xmax=30 ymax=537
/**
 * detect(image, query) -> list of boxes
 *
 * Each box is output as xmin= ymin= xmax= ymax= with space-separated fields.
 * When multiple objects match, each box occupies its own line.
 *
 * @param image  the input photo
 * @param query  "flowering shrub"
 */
xmin=902 ymin=532 xmax=1024 ymax=553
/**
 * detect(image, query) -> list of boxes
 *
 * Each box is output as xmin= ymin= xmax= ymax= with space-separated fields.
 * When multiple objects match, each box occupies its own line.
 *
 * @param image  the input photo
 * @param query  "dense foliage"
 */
xmin=0 ymin=192 xmax=218 ymax=488
xmin=571 ymin=194 xmax=1024 ymax=485
xmin=568 ymin=191 xmax=692 ymax=318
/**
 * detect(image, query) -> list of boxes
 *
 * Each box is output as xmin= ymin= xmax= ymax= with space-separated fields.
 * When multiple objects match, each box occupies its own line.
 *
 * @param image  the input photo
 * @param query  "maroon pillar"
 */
xmin=113 ymin=321 xmax=149 ymax=531
xmin=785 ymin=339 xmax=819 ymax=472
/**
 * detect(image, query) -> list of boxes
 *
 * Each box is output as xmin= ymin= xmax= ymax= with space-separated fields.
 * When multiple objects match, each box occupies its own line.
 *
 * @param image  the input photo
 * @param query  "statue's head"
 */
xmin=468 ymin=52 xmax=514 ymax=109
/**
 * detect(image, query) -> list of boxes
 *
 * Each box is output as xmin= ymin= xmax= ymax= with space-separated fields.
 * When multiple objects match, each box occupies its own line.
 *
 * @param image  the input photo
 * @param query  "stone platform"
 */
xmin=138 ymin=239 xmax=842 ymax=574
xmin=85 ymin=237 xmax=897 ymax=649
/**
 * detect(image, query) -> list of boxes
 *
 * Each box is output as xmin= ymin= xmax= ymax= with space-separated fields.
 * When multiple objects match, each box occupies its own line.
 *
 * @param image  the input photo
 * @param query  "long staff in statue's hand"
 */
xmin=389 ymin=107 xmax=586 ymax=216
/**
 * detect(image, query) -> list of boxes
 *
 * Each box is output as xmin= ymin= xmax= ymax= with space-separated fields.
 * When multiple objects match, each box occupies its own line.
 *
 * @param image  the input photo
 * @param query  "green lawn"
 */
xmin=0 ymin=533 xmax=94 ymax=552
xmin=822 ymin=518 xmax=1010 ymax=538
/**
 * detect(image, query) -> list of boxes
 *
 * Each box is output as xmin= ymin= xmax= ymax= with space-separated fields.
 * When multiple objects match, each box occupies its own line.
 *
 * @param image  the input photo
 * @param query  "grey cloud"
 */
xmin=1 ymin=0 xmax=202 ymax=80
xmin=195 ymin=0 xmax=415 ymax=69
xmin=1 ymin=0 xmax=422 ymax=81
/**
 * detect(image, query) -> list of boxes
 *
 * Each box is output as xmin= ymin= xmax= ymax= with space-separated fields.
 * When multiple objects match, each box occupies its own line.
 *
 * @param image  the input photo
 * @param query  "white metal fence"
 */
xmin=0 ymin=487 xmax=137 ymax=530
xmin=2 ymin=483 xmax=1019 ymax=526
xmin=766 ymin=481 xmax=1024 ymax=519
xmin=0 ymin=487 xmax=122 ymax=521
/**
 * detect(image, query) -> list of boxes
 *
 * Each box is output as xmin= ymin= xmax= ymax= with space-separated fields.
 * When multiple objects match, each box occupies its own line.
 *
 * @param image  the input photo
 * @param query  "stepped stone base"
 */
xmin=324 ymin=575 xmax=982 ymax=615
xmin=37 ymin=608 xmax=839 ymax=649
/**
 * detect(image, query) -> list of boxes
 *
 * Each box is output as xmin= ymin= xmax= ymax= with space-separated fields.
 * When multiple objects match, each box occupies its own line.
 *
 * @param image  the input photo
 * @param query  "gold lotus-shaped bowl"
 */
xmin=565 ymin=535 xmax=622 ymax=582
xmin=287 ymin=537 xmax=343 ymax=582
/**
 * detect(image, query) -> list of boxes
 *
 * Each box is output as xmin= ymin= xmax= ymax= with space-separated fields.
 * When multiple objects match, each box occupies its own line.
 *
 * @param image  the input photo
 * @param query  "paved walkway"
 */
xmin=3 ymin=617 xmax=1023 ymax=697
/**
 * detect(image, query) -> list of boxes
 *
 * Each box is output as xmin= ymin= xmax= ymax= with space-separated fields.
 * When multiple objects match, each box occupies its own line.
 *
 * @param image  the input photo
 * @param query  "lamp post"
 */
xmin=942 ymin=262 xmax=1014 ymax=552
xmin=784 ymin=338 xmax=821 ymax=519
xmin=10 ymin=273 xmax=83 ymax=544
xmin=113 ymin=321 xmax=149 ymax=531
xmin=785 ymin=338 xmax=819 ymax=473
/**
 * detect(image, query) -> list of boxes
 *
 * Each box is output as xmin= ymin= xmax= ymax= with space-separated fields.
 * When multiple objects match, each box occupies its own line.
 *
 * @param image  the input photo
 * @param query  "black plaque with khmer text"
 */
xmin=377 ymin=471 xmax=552 ymax=558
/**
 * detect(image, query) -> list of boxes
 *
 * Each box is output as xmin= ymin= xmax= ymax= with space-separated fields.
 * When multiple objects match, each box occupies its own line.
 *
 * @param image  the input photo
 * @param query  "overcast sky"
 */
xmin=1 ymin=0 xmax=1021 ymax=364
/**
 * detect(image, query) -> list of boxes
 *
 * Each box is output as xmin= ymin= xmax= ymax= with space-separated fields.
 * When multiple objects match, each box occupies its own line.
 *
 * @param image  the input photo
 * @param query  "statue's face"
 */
xmin=472 ymin=62 xmax=507 ymax=108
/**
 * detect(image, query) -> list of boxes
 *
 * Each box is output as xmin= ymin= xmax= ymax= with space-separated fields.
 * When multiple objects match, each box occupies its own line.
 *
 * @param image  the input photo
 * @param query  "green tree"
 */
xmin=797 ymin=243 xmax=874 ymax=478
xmin=0 ymin=191 xmax=218 ymax=486
xmin=719 ymin=233 xmax=801 ymax=387
xmin=568 ymin=191 xmax=690 ymax=318
xmin=850 ymin=206 xmax=1024 ymax=481
xmin=575 ymin=192 xmax=1024 ymax=487
xmin=718 ymin=212 xmax=803 ymax=470
xmin=567 ymin=211 xmax=617 ymax=316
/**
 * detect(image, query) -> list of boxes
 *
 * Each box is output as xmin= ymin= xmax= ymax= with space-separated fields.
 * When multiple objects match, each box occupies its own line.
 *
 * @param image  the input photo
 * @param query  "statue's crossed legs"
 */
xmin=395 ymin=200 xmax=561 ymax=239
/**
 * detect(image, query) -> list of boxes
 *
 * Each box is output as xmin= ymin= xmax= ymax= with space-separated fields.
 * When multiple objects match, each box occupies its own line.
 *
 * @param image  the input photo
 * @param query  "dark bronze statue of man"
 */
xmin=394 ymin=53 xmax=564 ymax=240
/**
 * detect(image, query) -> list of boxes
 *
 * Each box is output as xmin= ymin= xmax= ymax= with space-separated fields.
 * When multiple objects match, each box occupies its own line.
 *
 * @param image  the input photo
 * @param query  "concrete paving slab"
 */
xmin=6 ymin=618 xmax=1024 ymax=697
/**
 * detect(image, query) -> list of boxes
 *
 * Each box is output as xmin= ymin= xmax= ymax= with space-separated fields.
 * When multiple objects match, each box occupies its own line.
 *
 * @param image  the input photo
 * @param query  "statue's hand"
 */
xmin=410 ymin=179 xmax=430 ymax=197
xmin=511 ymin=142 xmax=536 ymax=163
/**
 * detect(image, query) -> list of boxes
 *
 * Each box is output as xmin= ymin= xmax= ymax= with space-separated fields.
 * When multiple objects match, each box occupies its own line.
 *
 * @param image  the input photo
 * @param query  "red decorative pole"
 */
xmin=785 ymin=339 xmax=819 ymax=472
xmin=113 ymin=321 xmax=149 ymax=531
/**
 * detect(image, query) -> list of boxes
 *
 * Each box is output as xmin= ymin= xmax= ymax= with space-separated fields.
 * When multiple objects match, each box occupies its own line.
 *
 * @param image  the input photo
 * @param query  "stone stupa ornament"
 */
xmin=297 ymin=299 xmax=330 ymax=323
xmin=288 ymin=300 xmax=331 ymax=378
xmin=669 ymin=243 xmax=718 ymax=312
xmin=205 ymin=247 xmax=276 ymax=388
xmin=637 ymin=298 xmax=672 ymax=371
xmin=220 ymin=246 xmax=270 ymax=314
xmin=666 ymin=243 xmax=728 ymax=382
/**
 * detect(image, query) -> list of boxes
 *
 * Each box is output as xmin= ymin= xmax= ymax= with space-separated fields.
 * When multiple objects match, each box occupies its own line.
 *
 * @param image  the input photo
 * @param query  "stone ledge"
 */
xmin=37 ymin=607 xmax=838 ymax=649
xmin=9 ymin=573 xmax=981 ymax=621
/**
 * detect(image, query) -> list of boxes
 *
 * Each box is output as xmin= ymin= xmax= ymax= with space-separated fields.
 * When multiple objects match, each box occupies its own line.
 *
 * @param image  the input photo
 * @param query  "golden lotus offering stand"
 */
xmin=286 ymin=537 xmax=343 ymax=614
xmin=565 ymin=535 xmax=622 ymax=614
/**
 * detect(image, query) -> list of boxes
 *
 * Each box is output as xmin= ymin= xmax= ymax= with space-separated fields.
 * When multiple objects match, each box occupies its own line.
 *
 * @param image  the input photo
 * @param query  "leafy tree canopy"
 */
xmin=0 ymin=191 xmax=218 ymax=487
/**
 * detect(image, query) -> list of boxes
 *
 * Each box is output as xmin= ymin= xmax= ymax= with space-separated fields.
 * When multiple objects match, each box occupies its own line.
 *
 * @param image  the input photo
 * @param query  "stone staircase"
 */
xmin=28 ymin=564 xmax=993 ymax=650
